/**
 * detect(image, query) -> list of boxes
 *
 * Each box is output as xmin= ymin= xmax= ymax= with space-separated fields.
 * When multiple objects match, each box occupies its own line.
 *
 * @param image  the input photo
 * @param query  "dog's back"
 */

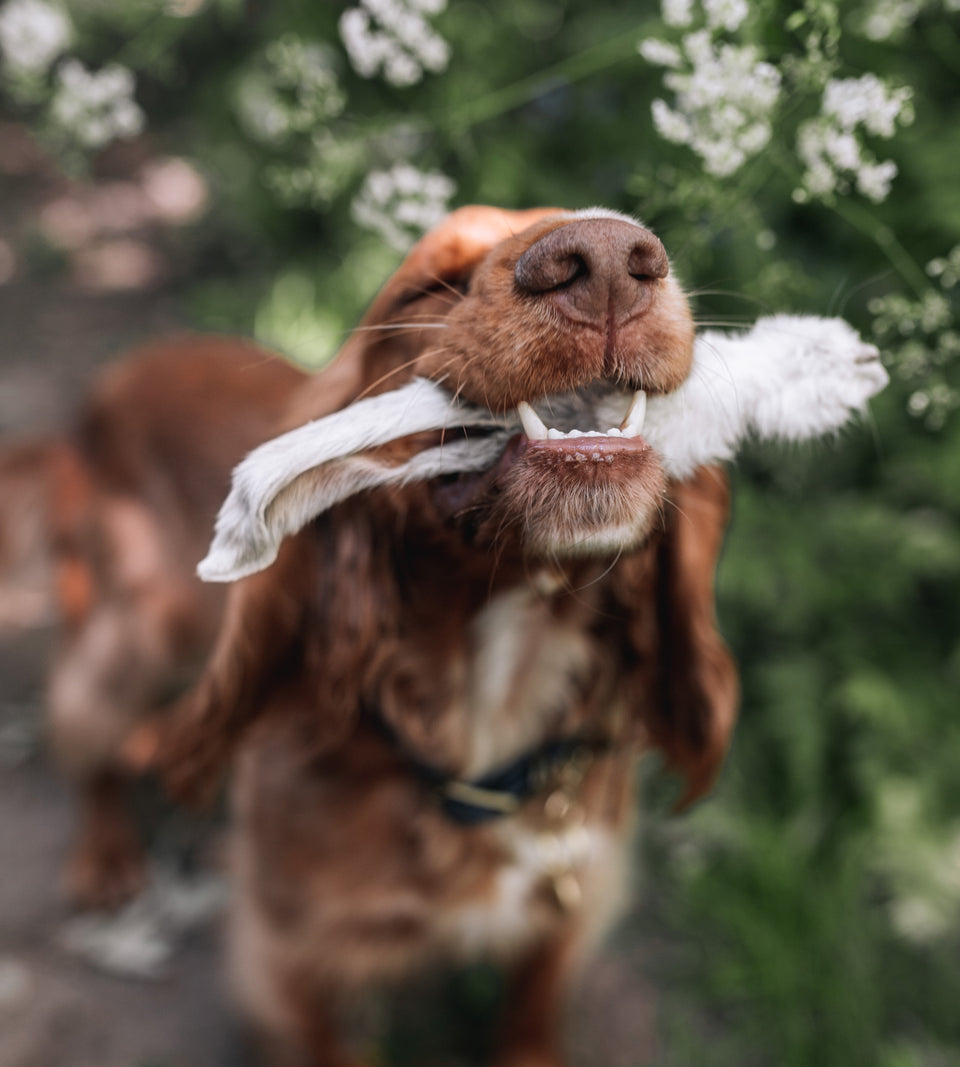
xmin=0 ymin=334 xmax=306 ymax=907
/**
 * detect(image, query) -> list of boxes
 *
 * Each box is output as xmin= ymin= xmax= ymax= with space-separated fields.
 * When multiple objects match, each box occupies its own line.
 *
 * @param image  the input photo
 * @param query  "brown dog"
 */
xmin=0 ymin=336 xmax=304 ymax=907
xmin=153 ymin=207 xmax=741 ymax=1066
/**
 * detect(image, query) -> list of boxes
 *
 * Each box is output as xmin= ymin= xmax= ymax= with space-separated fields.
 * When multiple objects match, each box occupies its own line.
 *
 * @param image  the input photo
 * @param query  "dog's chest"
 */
xmin=457 ymin=581 xmax=598 ymax=779
xmin=436 ymin=816 xmax=625 ymax=959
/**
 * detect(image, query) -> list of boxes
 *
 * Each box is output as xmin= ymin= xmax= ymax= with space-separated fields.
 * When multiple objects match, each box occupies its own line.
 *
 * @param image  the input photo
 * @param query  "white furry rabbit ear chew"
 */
xmin=199 ymin=314 xmax=888 ymax=584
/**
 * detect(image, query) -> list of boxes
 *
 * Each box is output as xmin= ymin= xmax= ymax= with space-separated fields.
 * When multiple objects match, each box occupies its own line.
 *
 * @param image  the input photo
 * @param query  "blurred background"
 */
xmin=0 ymin=1 xmax=958 ymax=1065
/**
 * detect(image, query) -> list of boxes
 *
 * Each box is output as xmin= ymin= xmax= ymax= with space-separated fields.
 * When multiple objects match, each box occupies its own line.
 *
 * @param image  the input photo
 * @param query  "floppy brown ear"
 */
xmin=151 ymin=531 xmax=311 ymax=805
xmin=153 ymin=495 xmax=400 ymax=806
xmin=610 ymin=465 xmax=739 ymax=807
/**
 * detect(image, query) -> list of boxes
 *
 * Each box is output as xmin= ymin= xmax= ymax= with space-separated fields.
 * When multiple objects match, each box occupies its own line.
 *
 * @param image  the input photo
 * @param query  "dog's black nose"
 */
xmin=514 ymin=217 xmax=668 ymax=326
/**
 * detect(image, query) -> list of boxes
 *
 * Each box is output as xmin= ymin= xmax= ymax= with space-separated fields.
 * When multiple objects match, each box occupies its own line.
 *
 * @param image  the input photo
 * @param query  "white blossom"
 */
xmin=857 ymin=0 xmax=925 ymax=40
xmin=49 ymin=60 xmax=144 ymax=149
xmin=856 ymin=158 xmax=899 ymax=202
xmin=351 ymin=163 xmax=454 ymax=251
xmin=339 ymin=0 xmax=449 ymax=88
xmin=797 ymin=75 xmax=913 ymax=204
xmin=0 ymin=0 xmax=70 ymax=76
xmin=649 ymin=32 xmax=781 ymax=177
xmin=927 ymin=245 xmax=960 ymax=289
xmin=235 ymin=76 xmax=290 ymax=144
xmin=661 ymin=0 xmax=694 ymax=26
xmin=856 ymin=0 xmax=960 ymax=38
xmin=650 ymin=97 xmax=691 ymax=141
xmin=822 ymin=73 xmax=913 ymax=138
xmin=638 ymin=38 xmax=683 ymax=68
xmin=702 ymin=0 xmax=748 ymax=32
xmin=235 ymin=37 xmax=345 ymax=145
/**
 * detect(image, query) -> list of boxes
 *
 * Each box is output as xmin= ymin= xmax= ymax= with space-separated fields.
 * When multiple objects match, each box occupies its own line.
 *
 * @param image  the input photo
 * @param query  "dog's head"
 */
xmin=202 ymin=206 xmax=697 ymax=579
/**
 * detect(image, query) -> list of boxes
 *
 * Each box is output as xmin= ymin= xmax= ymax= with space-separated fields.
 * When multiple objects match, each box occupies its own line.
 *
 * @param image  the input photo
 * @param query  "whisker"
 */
xmin=687 ymin=288 xmax=768 ymax=305
xmin=836 ymin=268 xmax=895 ymax=318
xmin=487 ymin=539 xmax=509 ymax=602
xmin=354 ymin=355 xmax=444 ymax=402
xmin=661 ymin=497 xmax=692 ymax=525
xmin=693 ymin=318 xmax=755 ymax=328
xmin=348 ymin=322 xmax=450 ymax=334
xmin=451 ymin=350 xmax=492 ymax=406
xmin=422 ymin=271 xmax=471 ymax=300
xmin=571 ymin=549 xmax=624 ymax=593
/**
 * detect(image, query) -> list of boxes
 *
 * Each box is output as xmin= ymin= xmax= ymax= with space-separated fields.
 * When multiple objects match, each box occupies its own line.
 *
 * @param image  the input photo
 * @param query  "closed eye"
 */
xmin=396 ymin=275 xmax=471 ymax=310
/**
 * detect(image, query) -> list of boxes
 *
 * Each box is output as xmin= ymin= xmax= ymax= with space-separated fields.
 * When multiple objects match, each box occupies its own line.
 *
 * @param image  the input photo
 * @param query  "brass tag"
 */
xmin=550 ymin=871 xmax=583 ymax=913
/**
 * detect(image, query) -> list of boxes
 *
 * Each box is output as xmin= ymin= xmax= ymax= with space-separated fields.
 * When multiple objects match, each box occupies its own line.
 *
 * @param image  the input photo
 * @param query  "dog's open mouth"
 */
xmin=467 ymin=381 xmax=667 ymax=558
xmin=515 ymin=387 xmax=649 ymax=460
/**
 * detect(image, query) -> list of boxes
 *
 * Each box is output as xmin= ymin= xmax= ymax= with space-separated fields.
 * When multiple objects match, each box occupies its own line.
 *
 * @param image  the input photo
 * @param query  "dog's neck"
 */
xmin=367 ymin=536 xmax=626 ymax=779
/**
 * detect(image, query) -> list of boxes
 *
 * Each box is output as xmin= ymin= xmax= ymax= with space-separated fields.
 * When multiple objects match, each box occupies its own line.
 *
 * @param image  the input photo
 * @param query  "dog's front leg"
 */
xmin=61 ymin=768 xmax=147 ymax=909
xmin=494 ymin=930 xmax=581 ymax=1067
xmin=253 ymin=987 xmax=364 ymax=1067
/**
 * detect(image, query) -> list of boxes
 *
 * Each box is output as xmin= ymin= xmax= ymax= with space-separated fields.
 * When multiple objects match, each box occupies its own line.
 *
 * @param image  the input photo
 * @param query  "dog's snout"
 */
xmin=514 ymin=218 xmax=668 ymax=326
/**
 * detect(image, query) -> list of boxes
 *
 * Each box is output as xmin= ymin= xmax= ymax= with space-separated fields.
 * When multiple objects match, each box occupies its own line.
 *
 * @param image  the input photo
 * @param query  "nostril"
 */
xmin=552 ymin=254 xmax=588 ymax=289
xmin=627 ymin=239 xmax=668 ymax=281
xmin=515 ymin=244 xmax=590 ymax=294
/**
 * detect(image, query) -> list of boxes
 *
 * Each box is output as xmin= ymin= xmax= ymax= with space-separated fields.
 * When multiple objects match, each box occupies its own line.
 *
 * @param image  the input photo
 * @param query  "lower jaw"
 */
xmin=443 ymin=435 xmax=667 ymax=558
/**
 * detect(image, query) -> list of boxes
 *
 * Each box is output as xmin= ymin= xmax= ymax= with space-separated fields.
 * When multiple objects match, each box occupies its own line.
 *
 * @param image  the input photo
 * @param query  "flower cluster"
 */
xmin=872 ymin=246 xmax=960 ymax=430
xmin=339 ymin=0 xmax=449 ymax=88
xmin=854 ymin=0 xmax=960 ymax=41
xmin=262 ymin=130 xmax=366 ymax=209
xmin=0 ymin=0 xmax=145 ymax=153
xmin=641 ymin=28 xmax=781 ymax=178
xmin=875 ymin=781 xmax=960 ymax=946
xmin=856 ymin=0 xmax=926 ymax=39
xmin=0 ymin=0 xmax=69 ymax=77
xmin=702 ymin=0 xmax=750 ymax=32
xmin=350 ymin=163 xmax=454 ymax=251
xmin=796 ymin=74 xmax=913 ymax=203
xmin=647 ymin=0 xmax=751 ymax=36
xmin=235 ymin=37 xmax=345 ymax=146
xmin=49 ymin=60 xmax=144 ymax=149
xmin=661 ymin=0 xmax=693 ymax=25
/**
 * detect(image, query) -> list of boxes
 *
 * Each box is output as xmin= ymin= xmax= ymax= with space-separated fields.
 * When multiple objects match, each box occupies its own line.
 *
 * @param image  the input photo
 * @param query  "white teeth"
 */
xmin=619 ymin=391 xmax=647 ymax=437
xmin=517 ymin=393 xmax=646 ymax=441
xmin=517 ymin=400 xmax=548 ymax=440
xmin=546 ymin=428 xmax=605 ymax=440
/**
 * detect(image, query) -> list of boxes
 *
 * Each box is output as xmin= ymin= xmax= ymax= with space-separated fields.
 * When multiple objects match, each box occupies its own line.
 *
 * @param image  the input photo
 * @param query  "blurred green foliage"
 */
xmin=3 ymin=0 xmax=959 ymax=1062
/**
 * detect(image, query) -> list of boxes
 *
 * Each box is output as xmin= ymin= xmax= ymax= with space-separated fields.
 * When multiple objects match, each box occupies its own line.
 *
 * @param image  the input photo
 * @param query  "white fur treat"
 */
xmin=199 ymin=436 xmax=505 ymax=582
xmin=198 ymin=378 xmax=506 ymax=580
xmin=648 ymin=314 xmax=889 ymax=479
xmin=199 ymin=315 xmax=888 ymax=582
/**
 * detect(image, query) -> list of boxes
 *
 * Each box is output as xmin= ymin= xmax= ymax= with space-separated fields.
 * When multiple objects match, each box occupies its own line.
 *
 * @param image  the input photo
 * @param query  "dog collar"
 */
xmin=435 ymin=737 xmax=609 ymax=825
xmin=367 ymin=711 xmax=609 ymax=825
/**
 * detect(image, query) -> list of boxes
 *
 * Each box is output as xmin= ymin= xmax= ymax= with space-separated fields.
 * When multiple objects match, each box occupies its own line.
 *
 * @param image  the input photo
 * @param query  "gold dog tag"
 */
xmin=544 ymin=789 xmax=586 ymax=827
xmin=550 ymin=871 xmax=583 ymax=913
